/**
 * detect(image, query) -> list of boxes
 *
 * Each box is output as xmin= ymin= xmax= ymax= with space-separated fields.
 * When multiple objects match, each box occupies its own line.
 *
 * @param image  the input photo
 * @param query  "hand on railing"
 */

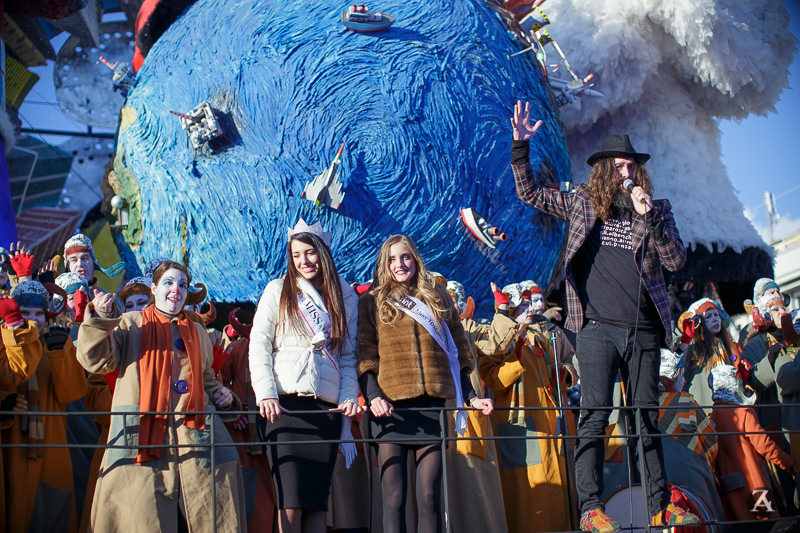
xmin=331 ymin=399 xmax=365 ymax=417
xmin=469 ymin=397 xmax=494 ymax=415
xmin=258 ymin=398 xmax=283 ymax=423
xmin=369 ymin=396 xmax=394 ymax=417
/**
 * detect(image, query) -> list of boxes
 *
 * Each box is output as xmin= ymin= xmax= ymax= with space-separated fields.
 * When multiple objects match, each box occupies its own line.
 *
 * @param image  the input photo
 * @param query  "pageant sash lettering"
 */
xmin=390 ymin=295 xmax=468 ymax=435
xmin=297 ymin=290 xmax=341 ymax=376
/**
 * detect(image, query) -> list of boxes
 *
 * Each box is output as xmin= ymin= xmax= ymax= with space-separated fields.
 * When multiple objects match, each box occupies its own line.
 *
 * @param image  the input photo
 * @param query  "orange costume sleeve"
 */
xmin=0 ymin=322 xmax=43 ymax=387
xmin=45 ymin=337 xmax=88 ymax=407
xmin=743 ymin=408 xmax=793 ymax=472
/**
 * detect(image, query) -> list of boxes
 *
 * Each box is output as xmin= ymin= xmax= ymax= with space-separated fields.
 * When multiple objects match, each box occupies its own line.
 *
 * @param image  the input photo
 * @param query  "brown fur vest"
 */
xmin=357 ymin=287 xmax=473 ymax=402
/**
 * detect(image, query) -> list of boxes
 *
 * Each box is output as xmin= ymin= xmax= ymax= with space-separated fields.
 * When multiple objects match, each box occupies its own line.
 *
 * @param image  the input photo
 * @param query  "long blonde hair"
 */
xmin=371 ymin=234 xmax=448 ymax=326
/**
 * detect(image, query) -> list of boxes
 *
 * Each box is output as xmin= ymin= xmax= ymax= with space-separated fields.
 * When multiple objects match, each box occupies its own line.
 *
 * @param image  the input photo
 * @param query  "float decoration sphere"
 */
xmin=115 ymin=0 xmax=570 ymax=312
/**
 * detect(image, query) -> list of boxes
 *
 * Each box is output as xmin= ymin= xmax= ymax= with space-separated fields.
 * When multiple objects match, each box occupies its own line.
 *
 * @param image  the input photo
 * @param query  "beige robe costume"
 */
xmin=77 ymin=310 xmax=246 ymax=533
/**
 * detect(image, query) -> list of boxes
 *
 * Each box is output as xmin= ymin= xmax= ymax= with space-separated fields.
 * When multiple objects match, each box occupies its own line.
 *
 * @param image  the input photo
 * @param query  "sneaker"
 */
xmin=580 ymin=508 xmax=621 ymax=532
xmin=651 ymin=503 xmax=701 ymax=527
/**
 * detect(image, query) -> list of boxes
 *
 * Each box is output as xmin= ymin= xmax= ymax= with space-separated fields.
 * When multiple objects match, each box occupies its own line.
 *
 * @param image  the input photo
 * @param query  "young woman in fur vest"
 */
xmin=357 ymin=234 xmax=493 ymax=533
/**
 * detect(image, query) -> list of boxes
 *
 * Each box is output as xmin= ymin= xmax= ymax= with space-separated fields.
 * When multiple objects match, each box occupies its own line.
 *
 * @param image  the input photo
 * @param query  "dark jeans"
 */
xmin=574 ymin=319 xmax=669 ymax=517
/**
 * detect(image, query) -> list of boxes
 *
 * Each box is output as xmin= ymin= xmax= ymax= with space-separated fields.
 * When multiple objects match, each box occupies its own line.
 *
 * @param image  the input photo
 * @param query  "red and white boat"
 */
xmin=340 ymin=5 xmax=395 ymax=33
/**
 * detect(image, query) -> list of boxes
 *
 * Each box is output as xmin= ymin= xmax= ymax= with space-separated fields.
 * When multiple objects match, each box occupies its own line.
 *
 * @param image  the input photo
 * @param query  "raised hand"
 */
xmin=38 ymin=257 xmax=57 ymax=277
xmin=91 ymin=291 xmax=117 ymax=317
xmin=0 ymin=296 xmax=24 ymax=328
xmin=73 ymin=289 xmax=89 ymax=322
xmin=510 ymin=100 xmax=543 ymax=141
xmin=8 ymin=241 xmax=34 ymax=280
xmin=491 ymin=282 xmax=510 ymax=308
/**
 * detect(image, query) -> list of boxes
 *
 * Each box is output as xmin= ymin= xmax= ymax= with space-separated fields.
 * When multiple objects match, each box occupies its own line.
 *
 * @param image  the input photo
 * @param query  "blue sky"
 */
xmin=720 ymin=0 xmax=800 ymax=243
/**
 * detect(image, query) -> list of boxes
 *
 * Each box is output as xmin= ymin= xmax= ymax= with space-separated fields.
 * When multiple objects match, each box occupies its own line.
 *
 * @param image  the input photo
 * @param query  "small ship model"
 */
xmin=340 ymin=5 xmax=395 ymax=32
xmin=98 ymin=56 xmax=134 ymax=96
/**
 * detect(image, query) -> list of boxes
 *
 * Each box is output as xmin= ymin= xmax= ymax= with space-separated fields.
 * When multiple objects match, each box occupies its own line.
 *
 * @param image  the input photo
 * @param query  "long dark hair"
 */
xmin=687 ymin=325 xmax=738 ymax=371
xmin=278 ymin=233 xmax=347 ymax=353
xmin=586 ymin=158 xmax=653 ymax=221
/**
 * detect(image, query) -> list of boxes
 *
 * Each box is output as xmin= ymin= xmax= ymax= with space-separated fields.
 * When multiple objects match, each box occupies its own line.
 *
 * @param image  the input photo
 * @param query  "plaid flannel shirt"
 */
xmin=511 ymin=145 xmax=686 ymax=336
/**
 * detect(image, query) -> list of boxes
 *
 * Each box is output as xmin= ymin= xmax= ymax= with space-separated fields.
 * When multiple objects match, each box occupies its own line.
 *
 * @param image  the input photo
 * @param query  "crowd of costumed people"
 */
xmin=0 ymin=106 xmax=798 ymax=533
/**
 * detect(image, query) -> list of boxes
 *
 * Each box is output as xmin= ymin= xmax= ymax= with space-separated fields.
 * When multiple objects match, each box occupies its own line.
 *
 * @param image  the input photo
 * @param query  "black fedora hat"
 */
xmin=586 ymin=134 xmax=650 ymax=166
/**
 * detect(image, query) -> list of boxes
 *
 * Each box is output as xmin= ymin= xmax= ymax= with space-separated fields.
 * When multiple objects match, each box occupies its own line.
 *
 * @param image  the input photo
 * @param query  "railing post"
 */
xmin=441 ymin=406 xmax=452 ymax=533
xmin=635 ymin=406 xmax=651 ymax=532
xmin=210 ymin=410 xmax=217 ymax=532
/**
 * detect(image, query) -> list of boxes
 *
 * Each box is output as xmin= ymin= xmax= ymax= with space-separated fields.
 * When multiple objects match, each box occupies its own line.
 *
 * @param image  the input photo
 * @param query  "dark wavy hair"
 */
xmin=586 ymin=158 xmax=653 ymax=221
xmin=279 ymin=233 xmax=347 ymax=353
xmin=687 ymin=324 xmax=739 ymax=372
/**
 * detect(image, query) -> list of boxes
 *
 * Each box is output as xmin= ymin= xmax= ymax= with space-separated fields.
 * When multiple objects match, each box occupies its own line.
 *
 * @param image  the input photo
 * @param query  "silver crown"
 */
xmin=287 ymin=218 xmax=332 ymax=247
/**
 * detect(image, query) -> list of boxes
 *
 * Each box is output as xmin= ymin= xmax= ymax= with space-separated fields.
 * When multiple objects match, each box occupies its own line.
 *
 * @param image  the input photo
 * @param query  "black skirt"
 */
xmin=369 ymin=396 xmax=447 ymax=447
xmin=258 ymin=394 xmax=341 ymax=510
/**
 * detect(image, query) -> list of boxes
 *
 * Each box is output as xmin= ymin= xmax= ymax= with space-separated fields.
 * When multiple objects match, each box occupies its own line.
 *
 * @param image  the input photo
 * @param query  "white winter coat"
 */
xmin=249 ymin=275 xmax=358 ymax=406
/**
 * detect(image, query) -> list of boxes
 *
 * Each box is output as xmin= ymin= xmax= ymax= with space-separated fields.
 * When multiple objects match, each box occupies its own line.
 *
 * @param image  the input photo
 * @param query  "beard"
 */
xmin=611 ymin=190 xmax=634 ymax=218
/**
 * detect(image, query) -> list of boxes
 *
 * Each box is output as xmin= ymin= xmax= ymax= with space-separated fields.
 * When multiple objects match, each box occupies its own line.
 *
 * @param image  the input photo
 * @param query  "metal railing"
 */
xmin=1 ymin=401 xmax=798 ymax=533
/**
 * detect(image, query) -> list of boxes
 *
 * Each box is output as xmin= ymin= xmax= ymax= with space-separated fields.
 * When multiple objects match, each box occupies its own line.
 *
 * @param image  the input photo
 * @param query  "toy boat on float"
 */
xmin=460 ymin=208 xmax=506 ymax=249
xmin=340 ymin=5 xmax=395 ymax=32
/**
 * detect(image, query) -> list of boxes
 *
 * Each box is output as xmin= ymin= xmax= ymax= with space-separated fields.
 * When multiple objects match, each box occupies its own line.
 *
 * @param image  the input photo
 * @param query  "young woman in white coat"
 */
xmin=249 ymin=219 xmax=363 ymax=533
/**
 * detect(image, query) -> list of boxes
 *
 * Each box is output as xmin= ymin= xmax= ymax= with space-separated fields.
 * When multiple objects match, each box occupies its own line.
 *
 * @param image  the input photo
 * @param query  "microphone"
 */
xmin=622 ymin=179 xmax=635 ymax=193
xmin=622 ymin=179 xmax=652 ymax=209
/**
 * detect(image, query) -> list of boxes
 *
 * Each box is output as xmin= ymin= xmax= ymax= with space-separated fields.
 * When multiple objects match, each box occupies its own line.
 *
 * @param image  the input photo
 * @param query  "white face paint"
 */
xmin=512 ymin=302 xmax=533 ymax=323
xmin=20 ymin=307 xmax=46 ymax=331
xmin=701 ymin=308 xmax=721 ymax=335
xmin=67 ymin=252 xmax=95 ymax=281
xmin=531 ymin=293 xmax=545 ymax=313
xmin=125 ymin=293 xmax=150 ymax=312
xmin=151 ymin=268 xmax=189 ymax=315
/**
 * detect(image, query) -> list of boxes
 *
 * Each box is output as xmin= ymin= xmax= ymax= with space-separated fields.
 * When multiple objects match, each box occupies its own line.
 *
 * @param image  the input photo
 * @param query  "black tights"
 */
xmin=378 ymin=442 xmax=443 ymax=533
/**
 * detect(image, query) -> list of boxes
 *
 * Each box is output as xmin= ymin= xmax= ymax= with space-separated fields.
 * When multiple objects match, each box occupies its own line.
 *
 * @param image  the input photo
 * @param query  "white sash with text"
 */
xmin=390 ymin=295 xmax=467 ymax=435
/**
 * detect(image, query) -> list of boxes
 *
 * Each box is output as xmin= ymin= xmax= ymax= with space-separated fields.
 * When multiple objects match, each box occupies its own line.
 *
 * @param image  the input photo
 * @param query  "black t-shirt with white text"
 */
xmin=572 ymin=213 xmax=660 ymax=330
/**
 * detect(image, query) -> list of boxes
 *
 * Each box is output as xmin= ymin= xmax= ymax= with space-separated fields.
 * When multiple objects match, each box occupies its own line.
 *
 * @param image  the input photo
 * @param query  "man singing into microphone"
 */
xmin=509 ymin=101 xmax=698 ymax=532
